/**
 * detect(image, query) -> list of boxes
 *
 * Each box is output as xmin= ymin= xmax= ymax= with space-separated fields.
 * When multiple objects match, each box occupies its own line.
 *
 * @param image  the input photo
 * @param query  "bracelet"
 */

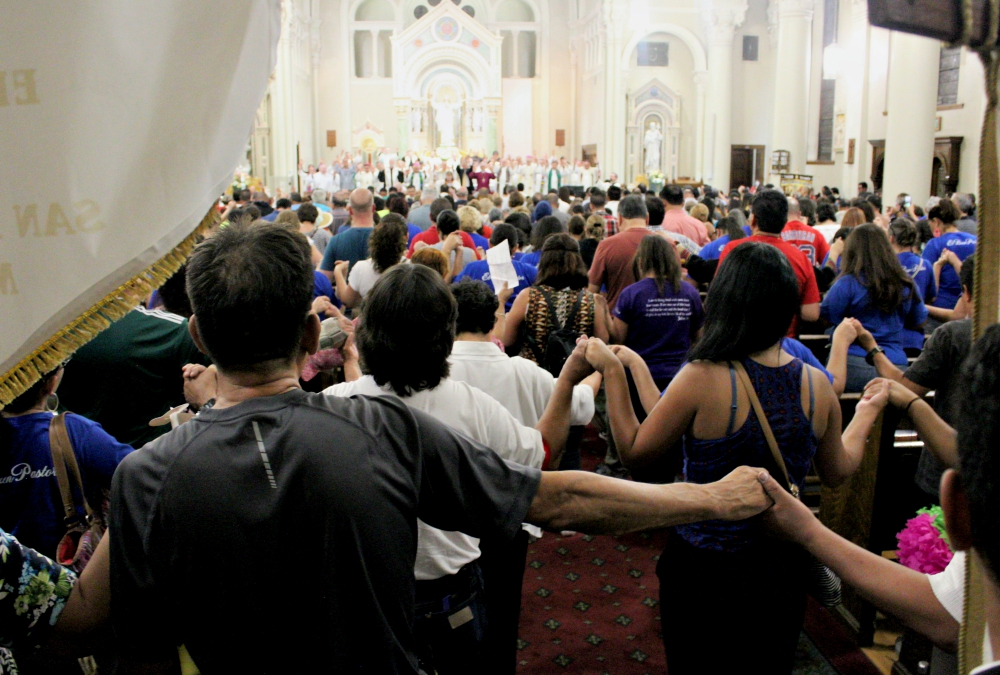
xmin=903 ymin=397 xmax=920 ymax=415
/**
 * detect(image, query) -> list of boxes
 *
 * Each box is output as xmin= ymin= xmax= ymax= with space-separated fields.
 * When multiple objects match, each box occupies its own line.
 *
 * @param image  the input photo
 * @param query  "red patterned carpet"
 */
xmin=516 ymin=529 xmax=668 ymax=673
xmin=515 ymin=428 xmax=884 ymax=675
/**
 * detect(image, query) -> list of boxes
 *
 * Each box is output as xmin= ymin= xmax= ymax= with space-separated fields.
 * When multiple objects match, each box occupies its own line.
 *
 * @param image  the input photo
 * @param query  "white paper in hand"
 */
xmin=486 ymin=240 xmax=520 ymax=294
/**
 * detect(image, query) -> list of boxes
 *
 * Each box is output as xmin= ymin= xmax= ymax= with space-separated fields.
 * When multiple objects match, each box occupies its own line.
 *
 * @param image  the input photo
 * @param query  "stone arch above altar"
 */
xmin=391 ymin=1 xmax=503 ymax=155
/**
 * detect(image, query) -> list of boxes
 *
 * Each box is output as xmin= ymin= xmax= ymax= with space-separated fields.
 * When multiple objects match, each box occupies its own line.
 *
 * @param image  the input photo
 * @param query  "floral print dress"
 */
xmin=0 ymin=529 xmax=77 ymax=674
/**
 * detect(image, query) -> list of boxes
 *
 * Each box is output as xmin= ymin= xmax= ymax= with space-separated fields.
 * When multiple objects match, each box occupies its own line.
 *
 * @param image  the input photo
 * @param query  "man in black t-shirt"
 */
xmin=110 ymin=222 xmax=772 ymax=674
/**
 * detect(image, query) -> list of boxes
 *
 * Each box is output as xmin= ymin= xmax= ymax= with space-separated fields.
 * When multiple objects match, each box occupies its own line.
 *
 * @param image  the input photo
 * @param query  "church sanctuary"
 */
xmin=3 ymin=1 xmax=1000 ymax=674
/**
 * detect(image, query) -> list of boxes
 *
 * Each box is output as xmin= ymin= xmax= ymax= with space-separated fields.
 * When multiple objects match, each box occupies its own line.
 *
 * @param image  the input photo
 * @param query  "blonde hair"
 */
xmin=690 ymin=203 xmax=710 ymax=223
xmin=477 ymin=198 xmax=493 ymax=214
xmin=457 ymin=205 xmax=483 ymax=233
xmin=411 ymin=247 xmax=450 ymax=278
xmin=275 ymin=210 xmax=301 ymax=227
xmin=511 ymin=205 xmax=531 ymax=216
xmin=585 ymin=214 xmax=606 ymax=241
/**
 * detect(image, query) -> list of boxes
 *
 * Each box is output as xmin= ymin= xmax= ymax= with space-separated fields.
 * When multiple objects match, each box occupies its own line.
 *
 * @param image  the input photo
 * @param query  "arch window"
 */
xmin=495 ymin=0 xmax=538 ymax=78
xmin=353 ymin=0 xmax=394 ymax=79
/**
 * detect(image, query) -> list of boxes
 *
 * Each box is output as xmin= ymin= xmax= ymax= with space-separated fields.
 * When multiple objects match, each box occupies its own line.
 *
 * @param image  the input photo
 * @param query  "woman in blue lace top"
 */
xmin=598 ymin=242 xmax=889 ymax=674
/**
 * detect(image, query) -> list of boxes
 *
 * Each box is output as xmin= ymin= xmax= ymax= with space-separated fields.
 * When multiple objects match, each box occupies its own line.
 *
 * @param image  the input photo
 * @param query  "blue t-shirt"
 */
xmin=312 ymin=270 xmax=340 ymax=317
xmin=453 ymin=260 xmax=538 ymax=311
xmin=898 ymin=251 xmax=935 ymax=350
xmin=781 ymin=338 xmax=834 ymax=384
xmin=613 ymin=278 xmax=705 ymax=381
xmin=519 ymin=250 xmax=542 ymax=268
xmin=820 ymin=274 xmax=928 ymax=365
xmin=922 ymin=231 xmax=977 ymax=308
xmin=0 ymin=412 xmax=133 ymax=556
xmin=470 ymin=232 xmax=490 ymax=251
xmin=320 ymin=226 xmax=374 ymax=274
xmin=699 ymin=236 xmax=730 ymax=261
xmin=407 ymin=223 xmax=422 ymax=247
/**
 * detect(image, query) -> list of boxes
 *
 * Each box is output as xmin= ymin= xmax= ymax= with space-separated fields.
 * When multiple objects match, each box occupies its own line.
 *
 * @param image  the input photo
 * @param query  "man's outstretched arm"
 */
xmin=525 ymin=466 xmax=773 ymax=535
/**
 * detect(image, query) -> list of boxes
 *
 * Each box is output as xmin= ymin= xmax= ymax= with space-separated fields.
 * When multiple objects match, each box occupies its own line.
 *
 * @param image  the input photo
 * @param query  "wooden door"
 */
xmin=730 ymin=145 xmax=764 ymax=190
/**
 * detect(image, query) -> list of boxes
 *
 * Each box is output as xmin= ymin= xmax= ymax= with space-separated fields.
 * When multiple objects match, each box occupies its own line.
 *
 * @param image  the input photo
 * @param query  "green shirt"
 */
xmin=58 ymin=307 xmax=210 ymax=448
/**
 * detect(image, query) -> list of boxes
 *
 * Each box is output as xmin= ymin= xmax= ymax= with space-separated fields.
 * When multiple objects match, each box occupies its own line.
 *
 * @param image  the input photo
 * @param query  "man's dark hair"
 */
xmin=589 ymin=191 xmax=607 ymax=209
xmin=290 ymin=192 xmax=303 ymax=203
xmin=607 ymin=185 xmax=622 ymax=201
xmin=618 ymin=194 xmax=649 ymax=221
xmin=956 ymin=323 xmax=1000 ymax=582
xmin=275 ymin=198 xmax=292 ymax=210
xmin=430 ymin=198 xmax=452 ymax=223
xmin=243 ymin=205 xmax=262 ymax=221
xmin=688 ymin=242 xmax=799 ymax=363
xmin=451 ymin=280 xmax=499 ymax=336
xmin=960 ymin=255 xmax=975 ymax=297
xmin=816 ymin=202 xmax=837 ymax=223
xmin=186 ymin=222 xmax=313 ymax=372
xmin=490 ymin=223 xmax=519 ymax=251
xmin=297 ymin=203 xmax=319 ymax=225
xmin=517 ymin=182 xmax=525 ymax=191
xmin=859 ymin=181 xmax=869 ymax=190
xmin=645 ymin=196 xmax=665 ymax=226
xmin=437 ymin=209 xmax=460 ymax=236
xmin=531 ymin=215 xmax=566 ymax=250
xmin=558 ymin=186 xmax=572 ymax=203
xmin=239 ymin=189 xmax=252 ymax=202
xmin=660 ymin=184 xmax=685 ymax=206
xmin=569 ymin=203 xmax=585 ymax=215
xmin=357 ymin=265 xmax=456 ymax=396
xmin=158 ymin=265 xmax=192 ymax=318
xmin=567 ymin=215 xmax=586 ymax=237
xmin=751 ymin=190 xmax=789 ymax=234
xmin=865 ymin=193 xmax=882 ymax=213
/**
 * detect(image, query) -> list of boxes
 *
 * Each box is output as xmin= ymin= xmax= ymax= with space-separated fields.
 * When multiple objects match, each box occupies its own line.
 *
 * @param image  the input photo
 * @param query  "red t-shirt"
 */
xmin=717 ymin=234 xmax=821 ymax=337
xmin=588 ymin=227 xmax=651 ymax=307
xmin=780 ymin=220 xmax=830 ymax=267
xmin=408 ymin=226 xmax=478 ymax=257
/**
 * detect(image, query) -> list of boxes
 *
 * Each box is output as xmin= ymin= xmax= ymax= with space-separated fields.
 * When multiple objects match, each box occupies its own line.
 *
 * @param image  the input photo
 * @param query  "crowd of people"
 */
xmin=0 ymin=165 xmax=996 ymax=675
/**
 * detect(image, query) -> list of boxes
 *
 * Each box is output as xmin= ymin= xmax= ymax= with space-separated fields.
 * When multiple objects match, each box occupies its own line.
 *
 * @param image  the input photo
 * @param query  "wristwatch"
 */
xmin=865 ymin=346 xmax=884 ymax=366
xmin=198 ymin=398 xmax=216 ymax=414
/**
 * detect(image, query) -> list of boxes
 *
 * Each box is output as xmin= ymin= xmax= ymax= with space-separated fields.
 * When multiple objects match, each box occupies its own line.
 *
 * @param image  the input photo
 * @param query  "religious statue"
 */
xmin=644 ymin=122 xmax=663 ymax=174
xmin=433 ymin=101 xmax=457 ymax=147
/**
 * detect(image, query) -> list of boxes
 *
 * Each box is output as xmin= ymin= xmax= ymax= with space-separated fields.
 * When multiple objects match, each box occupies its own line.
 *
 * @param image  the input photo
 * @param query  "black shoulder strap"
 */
xmin=539 ymin=287 xmax=564 ymax=330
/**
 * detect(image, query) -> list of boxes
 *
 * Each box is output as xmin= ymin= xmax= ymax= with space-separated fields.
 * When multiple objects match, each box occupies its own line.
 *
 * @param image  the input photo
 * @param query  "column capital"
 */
xmin=770 ymin=0 xmax=815 ymax=20
xmin=705 ymin=0 xmax=748 ymax=44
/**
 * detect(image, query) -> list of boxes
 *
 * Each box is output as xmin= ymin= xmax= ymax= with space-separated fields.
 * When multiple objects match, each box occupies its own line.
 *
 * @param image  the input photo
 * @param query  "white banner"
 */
xmin=0 ymin=0 xmax=281 ymax=400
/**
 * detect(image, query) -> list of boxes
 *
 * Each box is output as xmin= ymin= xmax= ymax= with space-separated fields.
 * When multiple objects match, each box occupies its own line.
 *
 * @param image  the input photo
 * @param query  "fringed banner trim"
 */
xmin=0 ymin=206 xmax=219 ymax=408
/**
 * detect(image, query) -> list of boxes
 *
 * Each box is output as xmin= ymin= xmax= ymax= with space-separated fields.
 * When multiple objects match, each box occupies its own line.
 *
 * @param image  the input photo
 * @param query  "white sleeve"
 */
xmin=472 ymin=387 xmax=546 ymax=469
xmin=927 ymin=550 xmax=966 ymax=623
xmin=347 ymin=260 xmax=364 ymax=289
xmin=322 ymin=381 xmax=358 ymax=398
xmin=570 ymin=383 xmax=596 ymax=427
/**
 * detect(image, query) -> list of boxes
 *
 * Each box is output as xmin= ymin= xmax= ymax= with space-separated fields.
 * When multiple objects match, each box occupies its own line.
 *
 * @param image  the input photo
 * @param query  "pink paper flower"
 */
xmin=897 ymin=513 xmax=954 ymax=574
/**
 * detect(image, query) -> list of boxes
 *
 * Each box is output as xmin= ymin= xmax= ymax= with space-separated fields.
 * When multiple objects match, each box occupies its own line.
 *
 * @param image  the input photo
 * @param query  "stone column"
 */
xmin=694 ymin=70 xmax=708 ymax=182
xmin=882 ymin=32 xmax=940 ymax=205
xmin=706 ymin=1 xmax=747 ymax=191
xmin=840 ymin=0 xmax=870 ymax=192
xmin=486 ymin=101 xmax=501 ymax=155
xmin=395 ymin=101 xmax=410 ymax=154
xmin=769 ymin=0 xmax=815 ymax=175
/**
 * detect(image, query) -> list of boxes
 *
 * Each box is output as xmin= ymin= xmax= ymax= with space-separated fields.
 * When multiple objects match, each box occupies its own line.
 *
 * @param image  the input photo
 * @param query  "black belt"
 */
xmin=414 ymin=562 xmax=481 ymax=615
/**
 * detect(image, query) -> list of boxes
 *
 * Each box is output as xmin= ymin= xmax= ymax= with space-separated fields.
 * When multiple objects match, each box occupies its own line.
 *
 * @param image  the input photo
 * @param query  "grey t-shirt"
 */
xmin=310 ymin=227 xmax=332 ymax=256
xmin=110 ymin=389 xmax=539 ymax=673
xmin=954 ymin=217 xmax=977 ymax=235
xmin=904 ymin=319 xmax=972 ymax=497
xmin=408 ymin=204 xmax=433 ymax=232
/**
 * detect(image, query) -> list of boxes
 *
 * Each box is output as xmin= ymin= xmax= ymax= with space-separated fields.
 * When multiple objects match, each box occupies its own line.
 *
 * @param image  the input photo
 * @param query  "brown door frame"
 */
xmin=730 ymin=145 xmax=766 ymax=189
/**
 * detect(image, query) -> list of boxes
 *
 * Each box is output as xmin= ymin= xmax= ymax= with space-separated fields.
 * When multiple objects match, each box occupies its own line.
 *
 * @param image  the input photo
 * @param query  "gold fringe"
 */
xmin=0 ymin=206 xmax=219 ymax=408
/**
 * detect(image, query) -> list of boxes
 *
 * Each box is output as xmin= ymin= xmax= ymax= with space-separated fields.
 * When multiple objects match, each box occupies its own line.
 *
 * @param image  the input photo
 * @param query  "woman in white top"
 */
xmin=333 ymin=213 xmax=408 ymax=308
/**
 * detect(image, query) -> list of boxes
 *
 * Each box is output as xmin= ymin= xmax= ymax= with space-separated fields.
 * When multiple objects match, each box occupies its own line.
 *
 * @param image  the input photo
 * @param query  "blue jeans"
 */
xmin=845 ymin=354 xmax=878 ymax=393
xmin=413 ymin=562 xmax=488 ymax=675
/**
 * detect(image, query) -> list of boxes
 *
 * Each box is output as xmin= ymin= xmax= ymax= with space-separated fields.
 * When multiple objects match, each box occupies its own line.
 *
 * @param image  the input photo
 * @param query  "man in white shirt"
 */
xmin=313 ymin=163 xmax=335 ymax=193
xmin=325 ymin=264 xmax=589 ymax=674
xmin=448 ymin=279 xmax=600 ymax=672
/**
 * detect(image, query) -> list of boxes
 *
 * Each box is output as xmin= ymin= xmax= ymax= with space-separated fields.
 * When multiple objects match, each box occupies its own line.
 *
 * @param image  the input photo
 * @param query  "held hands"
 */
xmin=333 ymin=260 xmax=349 ymax=279
xmin=558 ymin=336 xmax=596 ymax=384
xmin=758 ymin=471 xmax=816 ymax=544
xmin=442 ymin=232 xmax=463 ymax=254
xmin=709 ymin=467 xmax=776 ymax=522
xmin=857 ymin=378 xmax=890 ymax=415
xmin=311 ymin=295 xmax=337 ymax=317
xmin=831 ymin=317 xmax=859 ymax=345
xmin=182 ymin=363 xmax=218 ymax=410
xmin=608 ymin=344 xmax=641 ymax=369
xmin=852 ymin=319 xmax=877 ymax=352
xmin=864 ymin=377 xmax=918 ymax=410
xmin=583 ymin=337 xmax=621 ymax=374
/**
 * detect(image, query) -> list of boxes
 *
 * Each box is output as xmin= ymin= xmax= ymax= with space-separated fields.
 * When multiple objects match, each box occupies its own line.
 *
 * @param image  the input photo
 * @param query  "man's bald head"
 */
xmin=787 ymin=197 xmax=801 ymax=218
xmin=349 ymin=188 xmax=373 ymax=214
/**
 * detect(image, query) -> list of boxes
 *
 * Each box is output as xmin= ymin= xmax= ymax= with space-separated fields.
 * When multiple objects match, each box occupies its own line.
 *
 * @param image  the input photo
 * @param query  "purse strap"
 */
xmin=730 ymin=361 xmax=799 ymax=499
xmin=48 ymin=413 xmax=94 ymax=523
